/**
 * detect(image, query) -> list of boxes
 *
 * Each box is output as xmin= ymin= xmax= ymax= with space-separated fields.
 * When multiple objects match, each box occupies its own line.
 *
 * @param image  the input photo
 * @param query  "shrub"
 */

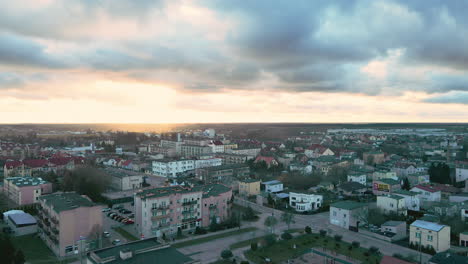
xmin=177 ymin=227 xmax=182 ymax=238
xmin=250 ymin=242 xmax=258 ymax=251
xmin=334 ymin=235 xmax=342 ymax=242
xmin=369 ymin=246 xmax=380 ymax=255
xmin=319 ymin=229 xmax=327 ymax=237
xmin=194 ymin=227 xmax=207 ymax=235
xmin=305 ymin=226 xmax=312 ymax=234
xmin=240 ymin=261 xmax=249 ymax=264
xmin=221 ymin=250 xmax=233 ymax=259
xmin=264 ymin=234 xmax=276 ymax=247
xmin=352 ymin=241 xmax=360 ymax=248
xmin=281 ymin=232 xmax=293 ymax=240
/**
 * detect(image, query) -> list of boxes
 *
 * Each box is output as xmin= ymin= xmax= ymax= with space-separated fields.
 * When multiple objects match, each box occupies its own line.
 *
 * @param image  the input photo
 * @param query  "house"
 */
xmin=372 ymin=178 xmax=401 ymax=195
xmin=409 ymin=220 xmax=450 ymax=253
xmin=238 ymin=178 xmax=261 ymax=196
xmin=393 ymin=162 xmax=417 ymax=177
xmin=87 ymin=238 xmax=198 ymax=264
xmin=6 ymin=212 xmax=37 ymax=236
xmin=289 ymin=162 xmax=313 ymax=175
xmin=427 ymin=201 xmax=460 ymax=217
xmin=134 ymin=184 xmax=231 ymax=239
xmin=377 ymin=195 xmax=406 ymax=215
xmin=3 ymin=177 xmax=53 ymax=205
xmin=449 ymin=193 xmax=468 ymax=203
xmin=381 ymin=221 xmax=407 ymax=241
xmin=38 ymin=192 xmax=103 ymax=257
xmin=394 ymin=190 xmax=421 ymax=211
xmin=262 ymin=180 xmax=283 ymax=193
xmin=411 ymin=185 xmax=442 ymax=202
xmin=304 ymin=144 xmax=334 ymax=158
xmin=289 ymin=192 xmax=323 ymax=212
xmin=373 ymin=169 xmax=398 ymax=181
xmin=329 ymin=201 xmax=368 ymax=231
xmin=347 ymin=172 xmax=367 ymax=185
xmin=254 ymin=156 xmax=279 ymax=168
xmin=337 ymin=181 xmax=367 ymax=196
xmin=461 ymin=206 xmax=468 ymax=221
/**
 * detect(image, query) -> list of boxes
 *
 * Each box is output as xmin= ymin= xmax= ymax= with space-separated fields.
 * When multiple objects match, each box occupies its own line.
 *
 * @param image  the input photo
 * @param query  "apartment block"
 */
xmin=38 ymin=192 xmax=103 ymax=257
xmin=152 ymin=159 xmax=195 ymax=178
xmin=3 ymin=177 xmax=52 ymax=205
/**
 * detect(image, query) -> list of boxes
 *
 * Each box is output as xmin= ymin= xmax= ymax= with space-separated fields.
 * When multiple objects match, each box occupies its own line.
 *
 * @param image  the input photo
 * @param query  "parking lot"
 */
xmin=101 ymin=202 xmax=136 ymax=246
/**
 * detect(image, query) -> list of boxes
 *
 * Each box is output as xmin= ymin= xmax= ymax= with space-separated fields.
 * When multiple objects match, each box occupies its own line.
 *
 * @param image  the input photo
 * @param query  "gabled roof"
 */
xmin=23 ymin=159 xmax=49 ymax=168
xmin=411 ymin=184 xmax=441 ymax=193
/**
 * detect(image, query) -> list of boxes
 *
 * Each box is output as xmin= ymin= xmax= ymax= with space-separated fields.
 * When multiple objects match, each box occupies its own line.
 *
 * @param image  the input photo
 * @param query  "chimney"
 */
xmin=120 ymin=249 xmax=133 ymax=260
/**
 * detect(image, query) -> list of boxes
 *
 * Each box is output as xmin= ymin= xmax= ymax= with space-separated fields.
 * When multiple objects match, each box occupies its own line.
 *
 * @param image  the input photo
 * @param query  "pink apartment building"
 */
xmin=134 ymin=184 xmax=232 ymax=239
xmin=3 ymin=177 xmax=53 ymax=205
xmin=37 ymin=192 xmax=103 ymax=257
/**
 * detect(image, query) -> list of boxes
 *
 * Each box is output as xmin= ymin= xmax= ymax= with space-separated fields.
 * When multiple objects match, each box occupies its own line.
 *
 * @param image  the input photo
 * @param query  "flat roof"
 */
xmin=40 ymin=192 xmax=99 ymax=213
xmin=6 ymin=177 xmax=49 ymax=187
xmin=331 ymin=201 xmax=368 ymax=210
xmin=411 ymin=220 xmax=446 ymax=232
xmin=8 ymin=213 xmax=37 ymax=226
xmin=262 ymin=180 xmax=282 ymax=185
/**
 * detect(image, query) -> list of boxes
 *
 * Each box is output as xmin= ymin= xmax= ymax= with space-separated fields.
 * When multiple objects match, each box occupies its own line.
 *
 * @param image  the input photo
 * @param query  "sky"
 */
xmin=1 ymin=0 xmax=468 ymax=123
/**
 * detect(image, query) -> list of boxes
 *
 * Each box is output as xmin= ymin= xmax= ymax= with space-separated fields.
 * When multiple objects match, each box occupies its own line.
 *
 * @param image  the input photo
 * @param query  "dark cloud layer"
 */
xmin=0 ymin=0 xmax=467 ymax=100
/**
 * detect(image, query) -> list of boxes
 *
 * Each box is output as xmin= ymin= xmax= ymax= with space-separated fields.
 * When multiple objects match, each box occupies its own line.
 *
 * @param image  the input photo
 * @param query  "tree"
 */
xmin=402 ymin=178 xmax=411 ymax=190
xmin=264 ymin=234 xmax=276 ymax=246
xmin=352 ymin=241 xmax=360 ymax=248
xmin=209 ymin=216 xmax=220 ymax=232
xmin=14 ymin=249 xmax=25 ymax=264
xmin=177 ymin=227 xmax=182 ymax=238
xmin=328 ymin=166 xmax=348 ymax=184
xmin=428 ymin=163 xmax=451 ymax=184
xmin=319 ymin=229 xmax=327 ymax=237
xmin=305 ymin=226 xmax=312 ymax=234
xmin=281 ymin=212 xmax=295 ymax=230
xmin=61 ymin=167 xmax=111 ymax=202
xmin=267 ymin=193 xmax=275 ymax=207
xmin=281 ymin=232 xmax=293 ymax=240
xmin=221 ymin=249 xmax=233 ymax=259
xmin=334 ymin=235 xmax=342 ymax=242
xmin=264 ymin=216 xmax=278 ymax=233
xmin=250 ymin=242 xmax=258 ymax=251
xmin=243 ymin=206 xmax=256 ymax=220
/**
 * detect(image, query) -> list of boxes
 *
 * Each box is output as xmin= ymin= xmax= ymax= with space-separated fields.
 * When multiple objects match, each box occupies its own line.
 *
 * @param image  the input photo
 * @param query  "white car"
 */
xmin=102 ymin=208 xmax=111 ymax=212
xmin=103 ymin=231 xmax=111 ymax=238
xmin=112 ymin=239 xmax=121 ymax=245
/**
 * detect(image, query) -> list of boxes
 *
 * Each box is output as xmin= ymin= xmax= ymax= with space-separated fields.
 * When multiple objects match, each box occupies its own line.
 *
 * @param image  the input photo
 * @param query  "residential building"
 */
xmin=262 ymin=180 xmax=283 ymax=193
xmin=373 ymin=169 xmax=398 ymax=181
xmin=460 ymin=232 xmax=468 ymax=247
xmin=372 ymin=178 xmax=401 ymax=195
xmin=381 ymin=221 xmax=407 ymax=241
xmin=254 ymin=156 xmax=279 ymax=168
xmin=337 ymin=181 xmax=367 ymax=197
xmin=347 ymin=172 xmax=366 ymax=185
xmin=216 ymin=153 xmax=248 ymax=164
xmin=409 ymin=220 xmax=450 ymax=253
xmin=180 ymin=145 xmax=212 ymax=158
xmin=87 ymin=238 xmax=198 ymax=264
xmin=461 ymin=206 xmax=468 ymax=221
xmin=134 ymin=184 xmax=231 ymax=239
xmin=394 ymin=189 xmax=421 ymax=211
xmin=289 ymin=192 xmax=323 ymax=212
xmin=160 ymin=140 xmax=183 ymax=154
xmin=197 ymin=164 xmax=250 ymax=184
xmin=455 ymin=163 xmax=468 ymax=182
xmin=194 ymin=157 xmax=222 ymax=169
xmin=208 ymin=141 xmax=224 ymax=153
xmin=106 ymin=168 xmax=144 ymax=191
xmin=363 ymin=150 xmax=385 ymax=165
xmin=152 ymin=159 xmax=195 ymax=178
xmin=6 ymin=212 xmax=37 ymax=236
xmin=392 ymin=162 xmax=417 ymax=177
xmin=3 ymin=177 xmax=52 ymax=205
xmin=329 ymin=201 xmax=368 ymax=231
xmin=238 ymin=179 xmax=261 ymax=196
xmin=411 ymin=185 xmax=442 ymax=202
xmin=376 ymin=195 xmax=406 ymax=215
xmin=225 ymin=147 xmax=261 ymax=159
xmin=304 ymin=144 xmax=334 ymax=158
xmin=38 ymin=192 xmax=103 ymax=257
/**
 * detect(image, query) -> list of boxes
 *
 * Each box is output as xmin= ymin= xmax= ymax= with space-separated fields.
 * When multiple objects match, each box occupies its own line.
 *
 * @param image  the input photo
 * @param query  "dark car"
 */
xmin=123 ymin=210 xmax=132 ymax=214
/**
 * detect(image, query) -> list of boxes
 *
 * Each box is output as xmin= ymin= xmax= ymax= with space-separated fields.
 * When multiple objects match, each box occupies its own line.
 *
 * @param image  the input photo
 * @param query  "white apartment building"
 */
xmin=347 ymin=172 xmax=366 ymax=185
xmin=455 ymin=164 xmax=468 ymax=182
xmin=394 ymin=190 xmax=421 ymax=211
xmin=289 ymin=192 xmax=323 ymax=212
xmin=194 ymin=158 xmax=222 ymax=169
xmin=410 ymin=220 xmax=451 ymax=253
xmin=152 ymin=159 xmax=195 ymax=178
xmin=376 ymin=195 xmax=406 ymax=215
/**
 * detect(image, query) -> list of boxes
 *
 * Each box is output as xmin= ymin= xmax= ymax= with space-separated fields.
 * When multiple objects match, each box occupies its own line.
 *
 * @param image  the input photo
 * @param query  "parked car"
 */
xmin=128 ymin=214 xmax=135 ymax=218
xmin=125 ymin=219 xmax=134 ymax=225
xmin=102 ymin=208 xmax=111 ymax=213
xmin=114 ymin=205 xmax=123 ymax=210
xmin=123 ymin=210 xmax=132 ymax=214
xmin=103 ymin=231 xmax=111 ymax=238
xmin=112 ymin=239 xmax=121 ymax=245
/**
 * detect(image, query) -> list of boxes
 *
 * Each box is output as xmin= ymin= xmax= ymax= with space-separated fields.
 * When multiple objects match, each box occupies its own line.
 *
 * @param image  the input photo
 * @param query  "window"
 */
xmin=415 ymin=233 xmax=421 ymax=238
xmin=427 ymin=235 xmax=433 ymax=241
xmin=333 ymin=211 xmax=337 ymax=216
xmin=65 ymin=246 xmax=73 ymax=253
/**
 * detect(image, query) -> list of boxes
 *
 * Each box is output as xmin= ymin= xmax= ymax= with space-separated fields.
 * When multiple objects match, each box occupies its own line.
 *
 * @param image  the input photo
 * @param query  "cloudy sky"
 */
xmin=1 ymin=0 xmax=467 ymax=123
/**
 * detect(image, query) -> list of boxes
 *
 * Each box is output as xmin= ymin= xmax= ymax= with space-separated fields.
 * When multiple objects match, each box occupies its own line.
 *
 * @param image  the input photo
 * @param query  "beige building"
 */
xmin=238 ymin=179 xmax=260 ymax=196
xmin=409 ymin=220 xmax=450 ymax=253
xmin=38 ymin=192 xmax=103 ymax=257
xmin=377 ymin=195 xmax=406 ymax=215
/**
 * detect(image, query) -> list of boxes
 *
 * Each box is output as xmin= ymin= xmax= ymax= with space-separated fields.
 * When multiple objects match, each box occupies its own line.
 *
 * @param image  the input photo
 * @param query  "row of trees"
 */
xmin=428 ymin=163 xmax=451 ymax=184
xmin=0 ymin=233 xmax=25 ymax=264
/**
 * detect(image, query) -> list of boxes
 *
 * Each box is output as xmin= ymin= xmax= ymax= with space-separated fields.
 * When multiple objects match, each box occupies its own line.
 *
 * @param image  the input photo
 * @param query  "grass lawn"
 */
xmin=11 ymin=234 xmax=63 ymax=264
xmin=172 ymin=227 xmax=257 ymax=249
xmin=244 ymin=233 xmax=382 ymax=264
xmin=229 ymin=235 xmax=272 ymax=250
xmin=113 ymin=226 xmax=138 ymax=241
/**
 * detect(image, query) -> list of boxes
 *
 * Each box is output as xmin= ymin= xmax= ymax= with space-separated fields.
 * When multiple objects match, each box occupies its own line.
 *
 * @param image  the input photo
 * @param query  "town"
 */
xmin=0 ymin=123 xmax=467 ymax=264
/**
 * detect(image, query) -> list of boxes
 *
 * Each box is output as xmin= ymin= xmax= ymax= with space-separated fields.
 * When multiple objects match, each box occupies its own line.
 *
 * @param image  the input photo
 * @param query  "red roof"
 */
xmin=22 ymin=159 xmax=48 ymax=168
xmin=48 ymin=157 xmax=73 ymax=166
xmin=122 ymin=160 xmax=132 ymax=166
xmin=412 ymin=185 xmax=439 ymax=193
xmin=254 ymin=156 xmax=277 ymax=165
xmin=5 ymin=160 xmax=23 ymax=169
xmin=212 ymin=140 xmax=224 ymax=146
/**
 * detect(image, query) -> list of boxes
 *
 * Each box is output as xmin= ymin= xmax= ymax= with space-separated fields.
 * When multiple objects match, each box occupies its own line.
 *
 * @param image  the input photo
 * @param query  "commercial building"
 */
xmin=87 ymin=238 xmax=198 ymax=264
xmin=329 ymin=201 xmax=368 ymax=231
xmin=38 ymin=192 xmax=103 ymax=257
xmin=180 ymin=145 xmax=212 ymax=158
xmin=289 ymin=192 xmax=323 ymax=212
xmin=197 ymin=164 xmax=250 ymax=184
xmin=6 ymin=212 xmax=37 ymax=236
xmin=106 ymin=168 xmax=144 ymax=191
xmin=194 ymin=157 xmax=222 ymax=169
xmin=134 ymin=184 xmax=231 ymax=239
xmin=152 ymin=159 xmax=195 ymax=178
xmin=372 ymin=178 xmax=401 ymax=195
xmin=238 ymin=178 xmax=261 ymax=196
xmin=409 ymin=220 xmax=450 ymax=253
xmin=3 ymin=177 xmax=53 ymax=205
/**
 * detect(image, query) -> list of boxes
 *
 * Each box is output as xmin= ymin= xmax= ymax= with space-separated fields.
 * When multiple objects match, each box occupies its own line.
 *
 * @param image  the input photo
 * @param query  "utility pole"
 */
xmin=418 ymin=231 xmax=422 ymax=264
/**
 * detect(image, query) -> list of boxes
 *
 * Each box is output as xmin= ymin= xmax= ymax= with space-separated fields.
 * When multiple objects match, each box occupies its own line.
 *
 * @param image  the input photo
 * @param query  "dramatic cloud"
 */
xmin=0 ymin=0 xmax=467 ymax=122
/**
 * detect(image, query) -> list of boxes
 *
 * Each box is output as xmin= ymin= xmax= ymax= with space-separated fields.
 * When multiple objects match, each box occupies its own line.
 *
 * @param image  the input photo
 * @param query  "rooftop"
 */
xmin=429 ymin=252 xmax=468 ymax=264
xmin=410 ymin=220 xmax=447 ymax=232
xmin=331 ymin=201 xmax=368 ymax=210
xmin=239 ymin=178 xmax=260 ymax=183
xmin=5 ymin=177 xmax=49 ymax=187
xmin=40 ymin=192 xmax=99 ymax=213
xmin=376 ymin=178 xmax=400 ymax=185
xmin=8 ymin=212 xmax=37 ymax=226
xmin=262 ymin=180 xmax=282 ymax=185
xmin=382 ymin=220 xmax=405 ymax=227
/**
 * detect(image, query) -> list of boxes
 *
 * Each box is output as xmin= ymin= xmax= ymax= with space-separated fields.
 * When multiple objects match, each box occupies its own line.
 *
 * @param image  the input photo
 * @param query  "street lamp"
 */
xmin=417 ymin=231 xmax=422 ymax=264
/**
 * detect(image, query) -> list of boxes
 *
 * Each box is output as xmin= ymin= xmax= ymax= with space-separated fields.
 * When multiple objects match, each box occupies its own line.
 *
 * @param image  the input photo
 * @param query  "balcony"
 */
xmin=51 ymin=217 xmax=59 ymax=225
xmin=151 ymin=214 xmax=170 ymax=221
xmin=182 ymin=217 xmax=197 ymax=223
xmin=151 ymin=205 xmax=169 ymax=211
xmin=52 ymin=227 xmax=59 ymax=235
xmin=209 ymin=204 xmax=217 ymax=209
xmin=182 ymin=200 xmax=197 ymax=206
xmin=44 ymin=220 xmax=51 ymax=227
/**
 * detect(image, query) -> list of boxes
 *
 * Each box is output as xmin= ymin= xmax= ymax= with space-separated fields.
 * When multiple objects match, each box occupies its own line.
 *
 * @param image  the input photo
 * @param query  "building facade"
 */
xmin=330 ymin=201 xmax=368 ymax=230
xmin=289 ymin=192 xmax=323 ymax=212
xmin=152 ymin=159 xmax=195 ymax=178
xmin=238 ymin=179 xmax=261 ymax=196
xmin=409 ymin=220 xmax=450 ymax=253
xmin=3 ymin=177 xmax=52 ymax=205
